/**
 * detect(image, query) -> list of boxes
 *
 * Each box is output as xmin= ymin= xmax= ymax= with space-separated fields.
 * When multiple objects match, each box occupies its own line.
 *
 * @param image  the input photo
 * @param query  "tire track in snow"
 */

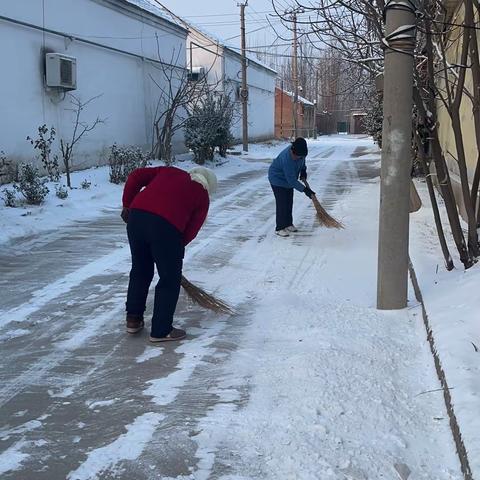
xmin=0 ymin=168 xmax=269 ymax=331
xmin=0 ymin=170 xmax=272 ymax=409
xmin=0 ymin=143 xmax=350 ymax=478
xmin=173 ymin=145 xmax=368 ymax=479
xmin=0 ymin=305 xmax=126 ymax=407
xmin=0 ymin=151 xmax=333 ymax=410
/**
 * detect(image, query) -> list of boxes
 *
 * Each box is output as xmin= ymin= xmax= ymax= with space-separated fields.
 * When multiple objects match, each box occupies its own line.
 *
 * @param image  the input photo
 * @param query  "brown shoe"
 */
xmin=126 ymin=314 xmax=144 ymax=334
xmin=149 ymin=327 xmax=186 ymax=343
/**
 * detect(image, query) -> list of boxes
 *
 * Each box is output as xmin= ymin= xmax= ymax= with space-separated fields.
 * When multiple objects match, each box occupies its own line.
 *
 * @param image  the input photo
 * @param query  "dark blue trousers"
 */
xmin=126 ymin=209 xmax=184 ymax=337
xmin=271 ymin=184 xmax=294 ymax=231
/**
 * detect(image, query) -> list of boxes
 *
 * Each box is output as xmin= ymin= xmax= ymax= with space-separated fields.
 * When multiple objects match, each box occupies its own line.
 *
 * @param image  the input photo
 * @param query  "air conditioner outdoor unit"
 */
xmin=46 ymin=53 xmax=77 ymax=90
xmin=188 ymin=66 xmax=206 ymax=82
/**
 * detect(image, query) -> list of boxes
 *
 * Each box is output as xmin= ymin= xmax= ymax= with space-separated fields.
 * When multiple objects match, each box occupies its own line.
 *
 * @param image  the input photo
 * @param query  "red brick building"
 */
xmin=275 ymin=87 xmax=315 ymax=139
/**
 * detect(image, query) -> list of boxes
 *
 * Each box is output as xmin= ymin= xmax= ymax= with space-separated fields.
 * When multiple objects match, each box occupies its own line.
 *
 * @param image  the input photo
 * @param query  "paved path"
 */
xmin=0 ymin=137 xmax=461 ymax=479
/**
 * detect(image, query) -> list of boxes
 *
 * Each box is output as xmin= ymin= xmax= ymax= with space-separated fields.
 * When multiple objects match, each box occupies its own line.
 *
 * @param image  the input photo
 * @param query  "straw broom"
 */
xmin=302 ymin=180 xmax=344 ymax=229
xmin=181 ymin=275 xmax=235 ymax=315
xmin=409 ymin=179 xmax=422 ymax=213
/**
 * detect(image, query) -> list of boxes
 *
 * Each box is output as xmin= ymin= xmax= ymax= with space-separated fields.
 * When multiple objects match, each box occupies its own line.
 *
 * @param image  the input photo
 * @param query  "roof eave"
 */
xmin=109 ymin=0 xmax=189 ymax=36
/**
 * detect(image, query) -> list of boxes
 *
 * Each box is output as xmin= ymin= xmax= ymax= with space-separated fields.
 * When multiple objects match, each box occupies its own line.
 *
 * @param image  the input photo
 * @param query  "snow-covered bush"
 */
xmin=0 ymin=151 xmax=19 ymax=183
xmin=81 ymin=179 xmax=91 ymax=190
xmin=14 ymin=164 xmax=49 ymax=205
xmin=55 ymin=184 xmax=69 ymax=199
xmin=1 ymin=188 xmax=17 ymax=207
xmin=185 ymin=93 xmax=235 ymax=165
xmin=108 ymin=144 xmax=148 ymax=184
xmin=363 ymin=95 xmax=383 ymax=148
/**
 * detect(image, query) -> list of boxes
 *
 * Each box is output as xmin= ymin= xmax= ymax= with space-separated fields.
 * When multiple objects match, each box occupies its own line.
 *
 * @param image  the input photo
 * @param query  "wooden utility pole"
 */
xmin=377 ymin=0 xmax=417 ymax=309
xmin=292 ymin=11 xmax=298 ymax=139
xmin=280 ymin=78 xmax=284 ymax=138
xmin=313 ymin=69 xmax=318 ymax=139
xmin=239 ymin=1 xmax=249 ymax=152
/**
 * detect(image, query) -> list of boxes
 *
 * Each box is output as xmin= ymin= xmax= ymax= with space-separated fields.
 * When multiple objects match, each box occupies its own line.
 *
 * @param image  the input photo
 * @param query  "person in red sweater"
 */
xmin=121 ymin=166 xmax=217 ymax=343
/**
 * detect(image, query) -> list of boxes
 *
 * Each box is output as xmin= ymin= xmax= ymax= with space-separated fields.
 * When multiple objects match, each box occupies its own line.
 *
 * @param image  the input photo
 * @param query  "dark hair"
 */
xmin=291 ymin=137 xmax=308 ymax=156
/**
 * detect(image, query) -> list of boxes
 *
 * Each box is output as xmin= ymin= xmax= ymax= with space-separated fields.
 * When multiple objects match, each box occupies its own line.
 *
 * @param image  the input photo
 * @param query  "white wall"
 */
xmin=187 ymin=30 xmax=224 ymax=89
xmin=187 ymin=27 xmax=276 ymax=143
xmin=0 ymin=0 xmax=187 ymax=170
xmin=224 ymin=51 xmax=275 ymax=142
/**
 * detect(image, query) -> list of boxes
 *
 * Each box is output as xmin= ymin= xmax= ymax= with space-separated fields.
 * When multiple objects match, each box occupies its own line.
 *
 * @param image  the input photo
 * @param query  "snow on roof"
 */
xmin=185 ymin=19 xmax=277 ymax=75
xmin=225 ymin=46 xmax=277 ymax=75
xmin=122 ymin=0 xmax=187 ymax=30
xmin=278 ymin=88 xmax=315 ymax=106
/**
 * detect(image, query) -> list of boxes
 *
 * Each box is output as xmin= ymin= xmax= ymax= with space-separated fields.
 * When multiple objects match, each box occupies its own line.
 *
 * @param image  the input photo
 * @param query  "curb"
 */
xmin=408 ymin=258 xmax=473 ymax=480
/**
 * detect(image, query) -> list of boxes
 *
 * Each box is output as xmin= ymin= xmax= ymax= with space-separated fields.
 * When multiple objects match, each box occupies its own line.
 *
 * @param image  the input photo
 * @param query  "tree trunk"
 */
xmin=414 ymin=128 xmax=454 ymax=270
xmin=422 ymin=24 xmax=475 ymax=268
xmin=450 ymin=108 xmax=479 ymax=255
xmin=413 ymin=88 xmax=472 ymax=268
xmin=464 ymin=0 xmax=480 ymax=225
xmin=446 ymin=3 xmax=479 ymax=256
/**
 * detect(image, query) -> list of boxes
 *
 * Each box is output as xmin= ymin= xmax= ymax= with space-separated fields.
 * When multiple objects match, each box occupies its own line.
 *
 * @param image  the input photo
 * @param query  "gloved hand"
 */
xmin=303 ymin=187 xmax=315 ymax=199
xmin=121 ymin=207 xmax=129 ymax=223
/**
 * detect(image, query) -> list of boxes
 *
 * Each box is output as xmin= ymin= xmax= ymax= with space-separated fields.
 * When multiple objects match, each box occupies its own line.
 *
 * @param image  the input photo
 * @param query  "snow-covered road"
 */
xmin=0 ymin=137 xmax=462 ymax=479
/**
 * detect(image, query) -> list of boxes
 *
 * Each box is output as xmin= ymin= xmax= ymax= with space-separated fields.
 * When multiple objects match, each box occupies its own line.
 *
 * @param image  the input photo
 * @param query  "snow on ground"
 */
xmin=0 ymin=153 xmax=267 ymax=247
xmin=0 ymin=136 xmax=467 ymax=479
xmin=410 ymin=179 xmax=480 ymax=478
xmin=229 ymin=140 xmax=289 ymax=160
xmin=180 ymin=140 xmax=460 ymax=479
xmin=67 ymin=412 xmax=165 ymax=480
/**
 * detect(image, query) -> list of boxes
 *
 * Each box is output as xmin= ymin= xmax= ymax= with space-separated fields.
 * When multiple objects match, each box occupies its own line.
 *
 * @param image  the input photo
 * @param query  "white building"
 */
xmin=0 ymin=0 xmax=188 ymax=170
xmin=185 ymin=22 xmax=277 ymax=142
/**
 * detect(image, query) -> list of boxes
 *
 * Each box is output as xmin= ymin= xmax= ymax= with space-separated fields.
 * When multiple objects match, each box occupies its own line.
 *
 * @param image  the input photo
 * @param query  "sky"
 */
xmin=159 ymin=0 xmax=293 ymax=54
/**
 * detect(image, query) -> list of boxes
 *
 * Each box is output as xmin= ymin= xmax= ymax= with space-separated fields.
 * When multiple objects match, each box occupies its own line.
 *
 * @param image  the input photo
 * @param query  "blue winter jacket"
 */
xmin=268 ymin=146 xmax=306 ymax=192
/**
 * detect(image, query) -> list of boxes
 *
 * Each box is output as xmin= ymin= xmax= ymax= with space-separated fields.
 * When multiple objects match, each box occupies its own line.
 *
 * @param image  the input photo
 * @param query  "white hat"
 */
xmin=189 ymin=167 xmax=217 ymax=196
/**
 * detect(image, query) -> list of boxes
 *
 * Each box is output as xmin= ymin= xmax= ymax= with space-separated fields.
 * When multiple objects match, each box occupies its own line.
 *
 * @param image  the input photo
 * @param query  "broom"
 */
xmin=302 ymin=180 xmax=344 ymax=229
xmin=181 ymin=275 xmax=235 ymax=315
xmin=409 ymin=179 xmax=422 ymax=213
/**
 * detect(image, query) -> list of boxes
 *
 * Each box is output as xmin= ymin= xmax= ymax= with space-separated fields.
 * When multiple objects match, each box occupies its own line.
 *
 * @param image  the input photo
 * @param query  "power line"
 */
xmin=187 ymin=18 xmax=274 ymax=26
xmin=224 ymin=44 xmax=329 ymax=60
xmin=182 ymin=10 xmax=275 ymax=18
xmin=221 ymin=19 xmax=284 ymax=42
xmin=237 ymin=40 xmax=330 ymax=50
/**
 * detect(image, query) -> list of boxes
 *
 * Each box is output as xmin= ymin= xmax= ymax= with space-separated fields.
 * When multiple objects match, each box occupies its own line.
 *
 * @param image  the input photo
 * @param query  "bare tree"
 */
xmin=270 ymin=3 xmax=376 ymax=134
xmin=149 ymin=40 xmax=219 ymax=164
xmin=59 ymin=94 xmax=105 ymax=188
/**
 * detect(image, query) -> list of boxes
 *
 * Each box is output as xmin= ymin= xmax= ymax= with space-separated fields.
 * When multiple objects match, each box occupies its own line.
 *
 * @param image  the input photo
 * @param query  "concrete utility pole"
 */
xmin=377 ymin=0 xmax=417 ymax=310
xmin=292 ymin=11 xmax=299 ymax=138
xmin=239 ymin=1 xmax=249 ymax=152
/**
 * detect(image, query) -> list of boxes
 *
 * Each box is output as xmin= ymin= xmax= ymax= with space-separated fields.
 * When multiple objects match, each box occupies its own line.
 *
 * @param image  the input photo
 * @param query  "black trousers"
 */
xmin=126 ymin=209 xmax=184 ymax=338
xmin=271 ymin=184 xmax=294 ymax=231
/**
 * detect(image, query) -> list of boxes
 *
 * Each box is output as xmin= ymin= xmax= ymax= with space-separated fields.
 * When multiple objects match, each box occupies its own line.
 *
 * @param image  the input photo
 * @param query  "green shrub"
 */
xmin=1 ymin=188 xmax=17 ymax=207
xmin=55 ymin=184 xmax=69 ymax=199
xmin=185 ymin=93 xmax=235 ymax=165
xmin=108 ymin=145 xmax=148 ymax=184
xmin=14 ymin=164 xmax=49 ymax=205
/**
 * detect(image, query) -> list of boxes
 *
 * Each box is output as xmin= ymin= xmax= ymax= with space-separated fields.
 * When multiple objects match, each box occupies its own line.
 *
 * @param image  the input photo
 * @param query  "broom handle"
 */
xmin=302 ymin=179 xmax=315 ymax=196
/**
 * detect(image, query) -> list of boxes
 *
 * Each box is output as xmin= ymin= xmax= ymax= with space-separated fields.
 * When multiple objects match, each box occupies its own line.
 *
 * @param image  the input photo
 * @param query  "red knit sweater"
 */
xmin=122 ymin=166 xmax=209 ymax=245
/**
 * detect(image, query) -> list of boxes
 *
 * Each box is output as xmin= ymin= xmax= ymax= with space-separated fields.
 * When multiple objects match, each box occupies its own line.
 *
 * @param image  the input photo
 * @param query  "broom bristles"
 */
xmin=181 ymin=275 xmax=235 ymax=315
xmin=303 ymin=180 xmax=344 ymax=229
xmin=311 ymin=194 xmax=344 ymax=229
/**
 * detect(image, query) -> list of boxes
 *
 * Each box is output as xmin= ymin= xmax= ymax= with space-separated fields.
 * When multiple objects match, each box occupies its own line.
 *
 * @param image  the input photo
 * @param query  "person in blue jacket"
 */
xmin=268 ymin=137 xmax=315 ymax=237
